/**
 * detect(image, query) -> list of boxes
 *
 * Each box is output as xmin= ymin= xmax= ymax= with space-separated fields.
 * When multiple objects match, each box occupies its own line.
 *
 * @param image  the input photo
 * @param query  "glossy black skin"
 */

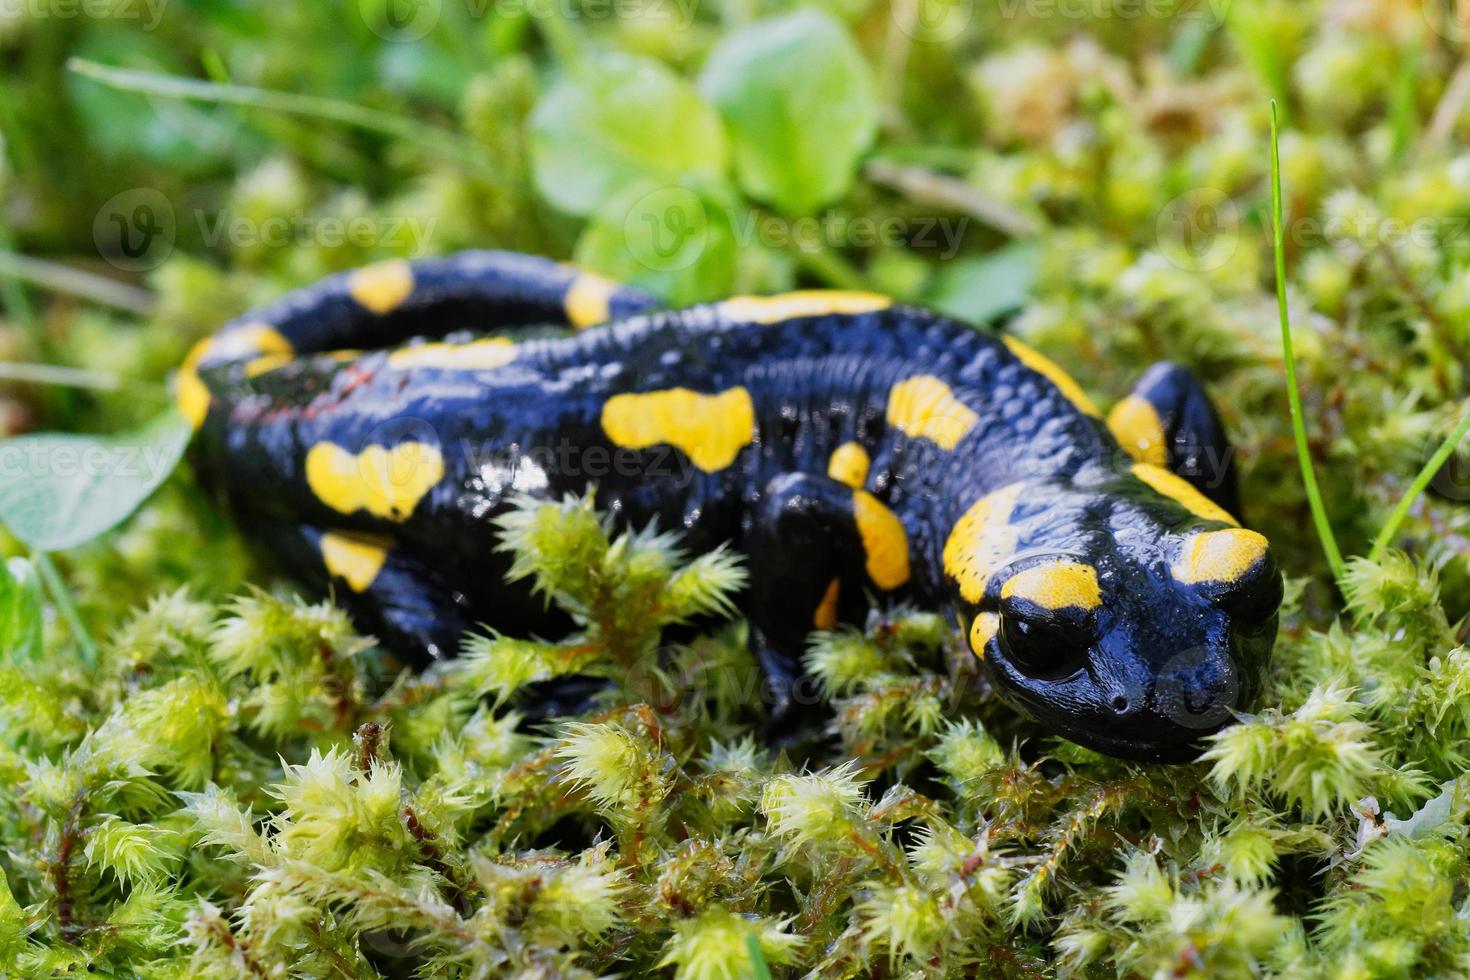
xmin=191 ymin=251 xmax=1281 ymax=763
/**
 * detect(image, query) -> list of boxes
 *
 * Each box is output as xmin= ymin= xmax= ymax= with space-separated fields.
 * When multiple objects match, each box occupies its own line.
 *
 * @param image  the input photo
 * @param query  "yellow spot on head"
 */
xmin=386 ymin=337 xmax=518 ymax=371
xmin=943 ymin=483 xmax=1025 ymax=603
xmin=813 ymin=578 xmax=841 ymax=630
xmin=601 ymin=386 xmax=755 ymax=473
xmin=969 ymin=611 xmax=999 ymax=660
xmin=853 ymin=490 xmax=910 ymax=590
xmin=178 ymin=324 xmax=295 ymax=428
xmin=886 ymin=376 xmax=980 ymax=450
xmin=244 ymin=352 xmax=294 ymax=378
xmin=1002 ymin=336 xmax=1100 ymax=417
xmin=1174 ymin=528 xmax=1270 ymax=585
xmin=348 ymin=259 xmax=415 ymax=314
xmin=176 ymin=337 xmax=213 ymax=429
xmin=1107 ymin=394 xmax=1169 ymax=467
xmin=1001 ymin=561 xmax=1102 ymax=612
xmin=1132 ymin=462 xmax=1238 ymax=526
xmin=217 ymin=322 xmax=292 ymax=359
xmin=564 ymin=270 xmax=620 ymax=329
xmin=320 ymin=531 xmax=391 ymax=592
xmin=305 ymin=441 xmax=445 ymax=521
xmin=718 ymin=290 xmax=890 ymax=324
xmin=827 ymin=442 xmax=870 ymax=488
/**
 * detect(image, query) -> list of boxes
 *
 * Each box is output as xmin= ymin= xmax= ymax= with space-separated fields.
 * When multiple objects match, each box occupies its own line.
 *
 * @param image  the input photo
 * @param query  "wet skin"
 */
xmin=183 ymin=251 xmax=1282 ymax=763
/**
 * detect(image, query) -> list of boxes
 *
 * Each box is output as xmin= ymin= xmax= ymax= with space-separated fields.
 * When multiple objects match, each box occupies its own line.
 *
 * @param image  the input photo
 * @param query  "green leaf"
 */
xmin=574 ymin=180 xmax=738 ymax=306
xmin=926 ymin=242 xmax=1039 ymax=324
xmin=699 ymin=9 xmax=877 ymax=216
xmin=529 ymin=54 xmax=728 ymax=217
xmin=0 ymin=558 xmax=42 ymax=663
xmin=0 ymin=410 xmax=192 ymax=553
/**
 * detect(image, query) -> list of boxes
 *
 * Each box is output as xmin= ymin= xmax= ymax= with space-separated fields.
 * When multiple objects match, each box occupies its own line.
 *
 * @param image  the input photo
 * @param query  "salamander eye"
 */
xmin=998 ymin=613 xmax=1089 ymax=680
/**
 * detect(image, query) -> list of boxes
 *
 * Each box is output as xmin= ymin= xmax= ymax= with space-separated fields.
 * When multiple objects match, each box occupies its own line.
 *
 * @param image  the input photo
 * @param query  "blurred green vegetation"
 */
xmin=8 ymin=0 xmax=1470 ymax=976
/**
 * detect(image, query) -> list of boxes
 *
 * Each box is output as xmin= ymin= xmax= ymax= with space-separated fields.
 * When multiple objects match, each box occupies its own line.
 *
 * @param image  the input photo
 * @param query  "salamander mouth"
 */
xmin=1038 ymin=715 xmax=1215 ymax=764
xmin=984 ymin=651 xmax=1248 ymax=765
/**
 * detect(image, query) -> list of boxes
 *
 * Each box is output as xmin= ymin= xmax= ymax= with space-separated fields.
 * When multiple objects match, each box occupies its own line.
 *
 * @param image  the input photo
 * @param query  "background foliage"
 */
xmin=5 ymin=0 xmax=1470 ymax=976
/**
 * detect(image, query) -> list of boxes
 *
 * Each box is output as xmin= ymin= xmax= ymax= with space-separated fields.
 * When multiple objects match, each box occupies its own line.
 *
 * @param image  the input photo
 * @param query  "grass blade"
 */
xmin=0 ymin=251 xmax=155 ymax=316
xmin=745 ymin=931 xmax=773 ymax=980
xmin=1369 ymin=409 xmax=1470 ymax=562
xmin=67 ymin=58 xmax=494 ymax=180
xmin=1271 ymin=100 xmax=1346 ymax=584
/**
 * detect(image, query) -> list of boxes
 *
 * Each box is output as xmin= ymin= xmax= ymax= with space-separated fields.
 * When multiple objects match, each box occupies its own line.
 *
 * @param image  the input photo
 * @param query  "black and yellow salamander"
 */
xmin=181 ymin=250 xmax=1281 ymax=762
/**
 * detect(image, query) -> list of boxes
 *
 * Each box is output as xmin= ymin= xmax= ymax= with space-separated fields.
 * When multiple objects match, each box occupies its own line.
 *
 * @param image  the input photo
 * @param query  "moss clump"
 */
xmin=0 ymin=495 xmax=1467 ymax=977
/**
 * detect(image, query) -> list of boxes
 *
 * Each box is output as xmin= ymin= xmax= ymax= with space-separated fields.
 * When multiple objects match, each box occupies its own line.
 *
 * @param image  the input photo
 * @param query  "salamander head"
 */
xmin=944 ymin=471 xmax=1281 ymax=763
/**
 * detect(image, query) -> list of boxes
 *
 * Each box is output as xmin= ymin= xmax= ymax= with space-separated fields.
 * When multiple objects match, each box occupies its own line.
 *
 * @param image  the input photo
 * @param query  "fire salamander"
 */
xmin=182 ymin=250 xmax=1281 ymax=762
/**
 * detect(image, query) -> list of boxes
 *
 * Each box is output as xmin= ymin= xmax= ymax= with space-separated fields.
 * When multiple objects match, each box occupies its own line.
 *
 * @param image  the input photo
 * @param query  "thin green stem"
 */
xmin=1271 ymin=101 xmax=1346 ymax=584
xmin=0 ymin=362 xmax=123 ymax=391
xmin=745 ymin=932 xmax=773 ymax=980
xmin=0 ymin=218 xmax=38 ymax=344
xmin=1389 ymin=41 xmax=1422 ymax=162
xmin=66 ymin=58 xmax=494 ymax=180
xmin=1369 ymin=409 xmax=1470 ymax=562
xmin=0 ymin=252 xmax=155 ymax=316
xmin=33 ymin=552 xmax=96 ymax=668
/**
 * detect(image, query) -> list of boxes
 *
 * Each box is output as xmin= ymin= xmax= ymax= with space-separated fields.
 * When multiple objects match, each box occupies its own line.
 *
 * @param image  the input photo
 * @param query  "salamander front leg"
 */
xmin=1109 ymin=362 xmax=1241 ymax=519
xmin=244 ymin=517 xmax=475 ymax=666
xmin=746 ymin=473 xmax=871 ymax=729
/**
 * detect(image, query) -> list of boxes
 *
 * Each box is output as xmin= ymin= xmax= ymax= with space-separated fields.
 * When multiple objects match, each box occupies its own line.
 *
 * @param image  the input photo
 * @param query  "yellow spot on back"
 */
xmin=1107 ymin=394 xmax=1169 ymax=467
xmin=1002 ymin=336 xmax=1100 ymax=417
xmin=853 ymin=490 xmax=910 ymax=590
xmin=176 ymin=337 xmax=213 ymax=429
xmin=601 ymin=387 xmax=755 ymax=473
xmin=1132 ymin=462 xmax=1238 ymax=526
xmin=943 ymin=483 xmax=1025 ymax=603
xmin=969 ymin=612 xmax=999 ymax=660
xmin=1173 ymin=528 xmax=1270 ymax=585
xmin=564 ymin=270 xmax=620 ymax=329
xmin=718 ymin=291 xmax=890 ymax=324
xmin=1002 ymin=561 xmax=1102 ymax=612
xmin=320 ymin=531 xmax=391 ymax=592
xmin=348 ymin=259 xmax=415 ymax=314
xmin=813 ymin=578 xmax=841 ymax=630
xmin=305 ymin=441 xmax=444 ymax=521
xmin=886 ymin=376 xmax=980 ymax=450
xmin=827 ymin=442 xmax=870 ymax=488
xmin=386 ymin=337 xmax=518 ymax=370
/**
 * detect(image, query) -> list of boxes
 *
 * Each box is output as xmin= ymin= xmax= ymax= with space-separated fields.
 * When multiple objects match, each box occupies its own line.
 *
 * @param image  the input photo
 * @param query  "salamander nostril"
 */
xmin=1111 ymin=695 xmax=1128 ymax=713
